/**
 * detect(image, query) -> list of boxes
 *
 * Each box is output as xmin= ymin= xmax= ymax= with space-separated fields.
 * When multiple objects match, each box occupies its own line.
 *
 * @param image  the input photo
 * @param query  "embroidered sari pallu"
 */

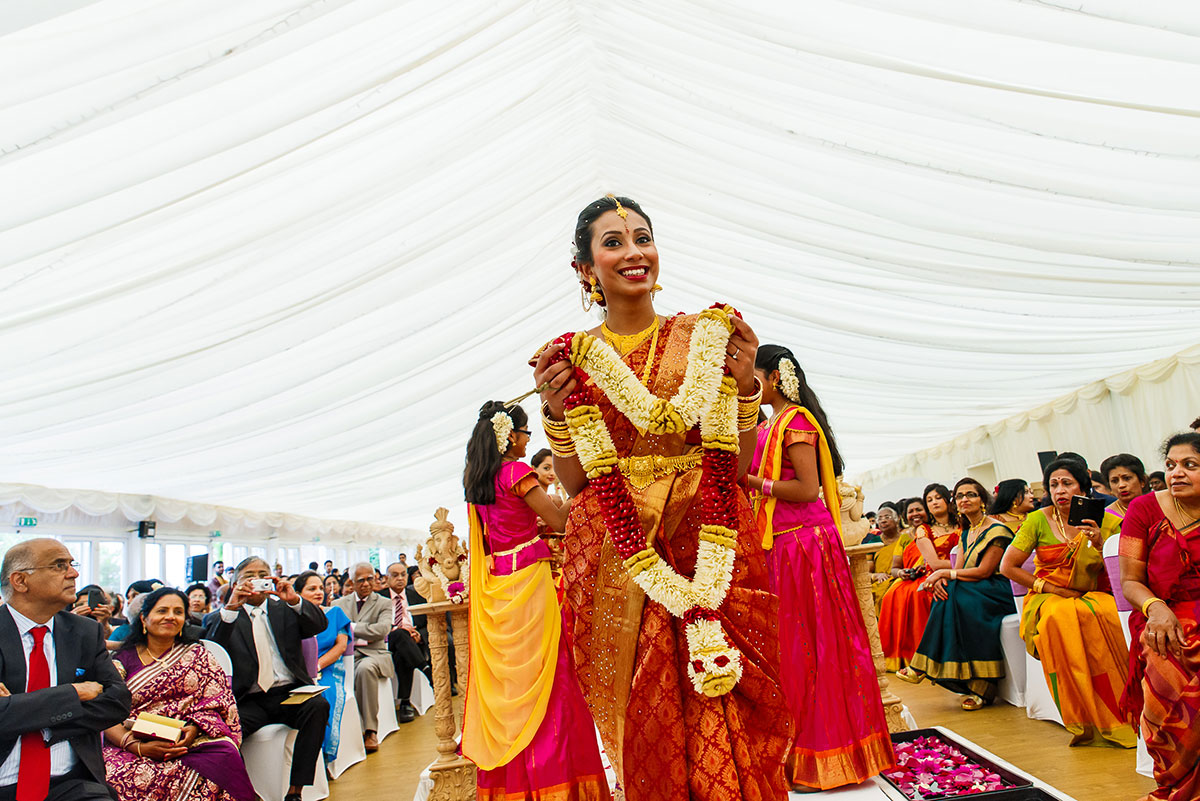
xmin=1121 ymin=493 xmax=1200 ymax=801
xmin=104 ymin=644 xmax=255 ymax=801
xmin=879 ymin=525 xmax=959 ymax=671
xmin=463 ymin=502 xmax=609 ymax=801
xmin=1017 ymin=511 xmax=1134 ymax=748
xmin=908 ymin=524 xmax=1014 ymax=702
xmin=558 ymin=313 xmax=792 ymax=801
xmin=753 ymin=406 xmax=894 ymax=790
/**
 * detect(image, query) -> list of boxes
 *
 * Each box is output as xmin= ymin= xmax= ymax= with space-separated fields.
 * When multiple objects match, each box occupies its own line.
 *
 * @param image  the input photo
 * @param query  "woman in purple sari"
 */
xmin=102 ymin=587 xmax=255 ymax=801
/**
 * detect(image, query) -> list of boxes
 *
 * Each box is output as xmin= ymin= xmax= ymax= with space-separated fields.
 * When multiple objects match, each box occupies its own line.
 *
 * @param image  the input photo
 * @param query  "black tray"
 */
xmin=879 ymin=728 xmax=1052 ymax=801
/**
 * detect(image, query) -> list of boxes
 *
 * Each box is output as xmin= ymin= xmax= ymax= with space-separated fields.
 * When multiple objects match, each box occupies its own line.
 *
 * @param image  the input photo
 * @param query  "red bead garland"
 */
xmin=551 ymin=327 xmax=740 ymax=620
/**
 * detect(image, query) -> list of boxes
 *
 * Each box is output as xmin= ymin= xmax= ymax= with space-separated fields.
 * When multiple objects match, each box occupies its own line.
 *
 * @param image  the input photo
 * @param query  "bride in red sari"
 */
xmin=532 ymin=196 xmax=792 ymax=800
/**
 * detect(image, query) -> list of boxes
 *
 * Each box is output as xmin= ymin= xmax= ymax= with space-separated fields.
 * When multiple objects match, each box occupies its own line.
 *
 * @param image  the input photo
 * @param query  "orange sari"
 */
xmin=556 ymin=314 xmax=792 ymax=801
xmin=879 ymin=524 xmax=959 ymax=671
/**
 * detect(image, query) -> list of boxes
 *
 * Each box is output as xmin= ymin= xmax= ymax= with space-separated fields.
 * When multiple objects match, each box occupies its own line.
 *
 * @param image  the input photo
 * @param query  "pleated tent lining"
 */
xmin=1 ymin=0 xmax=1198 ymax=529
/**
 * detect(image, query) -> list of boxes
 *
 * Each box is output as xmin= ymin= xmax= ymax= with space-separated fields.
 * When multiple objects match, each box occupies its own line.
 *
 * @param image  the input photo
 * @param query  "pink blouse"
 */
xmin=750 ymin=412 xmax=836 ymax=532
xmin=477 ymin=461 xmax=551 ymax=576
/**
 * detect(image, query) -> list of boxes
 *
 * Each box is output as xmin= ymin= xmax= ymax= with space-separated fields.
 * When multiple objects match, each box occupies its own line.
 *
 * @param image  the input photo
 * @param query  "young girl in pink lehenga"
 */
xmin=749 ymin=345 xmax=894 ymax=791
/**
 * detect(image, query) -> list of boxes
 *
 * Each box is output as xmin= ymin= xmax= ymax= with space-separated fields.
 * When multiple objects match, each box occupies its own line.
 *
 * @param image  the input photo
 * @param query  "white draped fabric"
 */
xmin=2 ymin=1 xmax=1199 ymax=529
xmin=858 ymin=344 xmax=1200 ymax=505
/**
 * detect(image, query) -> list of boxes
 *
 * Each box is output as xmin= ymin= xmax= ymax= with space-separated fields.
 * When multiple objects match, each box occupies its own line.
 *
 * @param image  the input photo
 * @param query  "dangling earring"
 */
xmin=651 ymin=283 xmax=662 ymax=299
xmin=590 ymin=278 xmax=605 ymax=305
xmin=580 ymin=283 xmax=594 ymax=312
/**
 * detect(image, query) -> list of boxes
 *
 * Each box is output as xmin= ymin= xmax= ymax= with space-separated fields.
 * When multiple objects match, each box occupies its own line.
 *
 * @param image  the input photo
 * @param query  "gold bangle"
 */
xmin=1032 ymin=578 xmax=1046 ymax=594
xmin=950 ymin=569 xmax=957 ymax=580
xmin=1141 ymin=597 xmax=1166 ymax=616
xmin=737 ymin=377 xmax=763 ymax=412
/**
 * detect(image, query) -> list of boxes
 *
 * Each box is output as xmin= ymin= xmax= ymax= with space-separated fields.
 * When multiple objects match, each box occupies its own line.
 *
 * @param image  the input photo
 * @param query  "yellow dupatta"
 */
xmin=461 ymin=504 xmax=560 ymax=770
xmin=753 ymin=404 xmax=842 ymax=549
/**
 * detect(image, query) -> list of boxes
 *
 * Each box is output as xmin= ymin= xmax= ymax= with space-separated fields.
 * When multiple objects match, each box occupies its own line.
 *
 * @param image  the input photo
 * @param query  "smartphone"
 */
xmin=1067 ymin=495 xmax=1106 ymax=528
xmin=249 ymin=578 xmax=275 ymax=593
xmin=87 ymin=588 xmax=104 ymax=608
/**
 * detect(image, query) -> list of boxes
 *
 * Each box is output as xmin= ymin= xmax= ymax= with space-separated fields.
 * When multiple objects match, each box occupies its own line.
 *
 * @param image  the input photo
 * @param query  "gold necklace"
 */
xmin=601 ymin=316 xmax=658 ymax=356
xmin=1113 ymin=499 xmax=1128 ymax=516
xmin=602 ymin=316 xmax=660 ymax=387
xmin=1174 ymin=495 xmax=1200 ymax=526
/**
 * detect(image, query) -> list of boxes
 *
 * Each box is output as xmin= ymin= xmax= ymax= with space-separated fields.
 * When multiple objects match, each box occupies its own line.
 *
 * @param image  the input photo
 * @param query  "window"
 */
xmin=67 ymin=540 xmax=93 ymax=588
xmin=163 ymin=543 xmax=188 ymax=588
xmin=144 ymin=543 xmax=161 ymax=583
xmin=97 ymin=541 xmax=124 ymax=591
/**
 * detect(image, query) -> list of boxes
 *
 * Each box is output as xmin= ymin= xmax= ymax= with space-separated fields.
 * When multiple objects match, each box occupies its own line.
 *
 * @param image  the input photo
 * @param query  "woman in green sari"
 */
xmin=898 ymin=478 xmax=1015 ymax=711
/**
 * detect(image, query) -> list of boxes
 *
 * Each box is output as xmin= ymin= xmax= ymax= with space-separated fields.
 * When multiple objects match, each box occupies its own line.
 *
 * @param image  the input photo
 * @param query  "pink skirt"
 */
xmin=476 ymin=617 xmax=611 ymax=800
xmin=769 ymin=522 xmax=895 ymax=790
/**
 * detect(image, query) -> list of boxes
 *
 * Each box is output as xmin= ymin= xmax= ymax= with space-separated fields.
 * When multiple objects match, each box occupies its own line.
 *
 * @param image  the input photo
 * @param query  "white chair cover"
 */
xmin=329 ymin=652 xmax=366 ymax=779
xmin=242 ymin=723 xmax=330 ymax=801
xmin=375 ymin=673 xmax=400 ymax=741
xmin=411 ymin=669 xmax=435 ymax=716
xmin=996 ymin=614 xmax=1026 ymax=708
xmin=199 ymin=639 xmax=233 ymax=678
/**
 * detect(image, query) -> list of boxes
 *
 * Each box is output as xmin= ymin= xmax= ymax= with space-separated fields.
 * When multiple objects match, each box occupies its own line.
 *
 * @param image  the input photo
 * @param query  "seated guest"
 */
xmin=1100 ymin=453 xmax=1149 ymax=521
xmin=109 ymin=594 xmax=147 ymax=645
xmin=103 ymin=588 xmax=254 ymax=801
xmin=405 ymin=565 xmax=434 ymax=677
xmin=383 ymin=562 xmax=424 ymax=722
xmin=863 ymin=506 xmax=910 ymax=613
xmin=1038 ymin=453 xmax=1116 ymax=507
xmin=1120 ymin=432 xmax=1200 ymax=800
xmin=1148 ymin=470 xmax=1168 ymax=492
xmin=323 ymin=561 xmax=335 ymax=577
xmin=203 ymin=558 xmax=329 ymax=801
xmin=880 ymin=485 xmax=960 ymax=671
xmin=1091 ymin=470 xmax=1111 ymax=496
xmin=340 ymin=575 xmax=354 ymax=599
xmin=1001 ymin=457 xmax=1135 ymax=747
xmin=334 ymin=563 xmax=396 ymax=751
xmin=323 ymin=575 xmax=341 ymax=603
xmin=109 ymin=593 xmax=128 ymax=627
xmin=295 ymin=572 xmax=351 ymax=764
xmin=989 ymin=479 xmax=1036 ymax=534
xmin=184 ymin=583 xmax=211 ymax=627
xmin=0 ymin=538 xmax=132 ymax=801
xmin=72 ymin=584 xmax=116 ymax=640
xmin=899 ymin=479 xmax=1015 ymax=710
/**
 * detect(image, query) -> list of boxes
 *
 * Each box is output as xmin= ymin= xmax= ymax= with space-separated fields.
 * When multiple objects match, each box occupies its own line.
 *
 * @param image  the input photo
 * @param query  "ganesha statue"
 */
xmin=838 ymin=480 xmax=870 ymax=546
xmin=414 ymin=507 xmax=469 ymax=604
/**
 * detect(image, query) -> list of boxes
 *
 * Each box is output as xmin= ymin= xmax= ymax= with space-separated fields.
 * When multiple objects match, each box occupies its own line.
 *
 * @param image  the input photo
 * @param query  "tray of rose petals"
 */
xmin=879 ymin=730 xmax=1055 ymax=800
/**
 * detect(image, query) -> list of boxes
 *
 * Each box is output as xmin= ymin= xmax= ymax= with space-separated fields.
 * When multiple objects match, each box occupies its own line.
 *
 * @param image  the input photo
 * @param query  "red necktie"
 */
xmin=17 ymin=626 xmax=51 ymax=801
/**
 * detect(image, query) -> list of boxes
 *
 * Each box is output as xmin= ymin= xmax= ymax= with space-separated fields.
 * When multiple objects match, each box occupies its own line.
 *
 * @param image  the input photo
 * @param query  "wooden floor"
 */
xmin=326 ymin=683 xmax=1156 ymax=801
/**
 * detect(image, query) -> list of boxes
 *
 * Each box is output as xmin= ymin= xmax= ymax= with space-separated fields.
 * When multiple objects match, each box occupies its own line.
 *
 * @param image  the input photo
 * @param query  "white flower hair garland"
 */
xmin=778 ymin=357 xmax=801 ymax=405
xmin=490 ymin=411 xmax=513 ymax=454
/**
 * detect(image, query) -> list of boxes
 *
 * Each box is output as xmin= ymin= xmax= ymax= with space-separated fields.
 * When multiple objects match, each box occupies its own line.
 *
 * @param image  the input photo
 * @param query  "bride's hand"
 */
xmin=534 ymin=343 xmax=578 ymax=419
xmin=726 ymin=316 xmax=759 ymax=394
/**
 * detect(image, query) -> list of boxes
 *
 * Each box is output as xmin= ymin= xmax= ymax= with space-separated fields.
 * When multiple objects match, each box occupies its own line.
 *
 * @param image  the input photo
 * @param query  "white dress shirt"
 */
xmin=220 ymin=598 xmax=304 ymax=690
xmin=0 ymin=607 xmax=77 ymax=786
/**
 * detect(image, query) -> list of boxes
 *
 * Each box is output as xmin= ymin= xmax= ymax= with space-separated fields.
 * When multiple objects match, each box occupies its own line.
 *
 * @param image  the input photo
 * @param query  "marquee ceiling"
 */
xmin=2 ymin=0 xmax=1199 ymax=532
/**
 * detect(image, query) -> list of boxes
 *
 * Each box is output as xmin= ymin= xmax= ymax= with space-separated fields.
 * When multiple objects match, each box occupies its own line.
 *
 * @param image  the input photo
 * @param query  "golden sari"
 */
xmin=1015 ymin=509 xmax=1135 ymax=747
xmin=557 ymin=313 xmax=792 ymax=801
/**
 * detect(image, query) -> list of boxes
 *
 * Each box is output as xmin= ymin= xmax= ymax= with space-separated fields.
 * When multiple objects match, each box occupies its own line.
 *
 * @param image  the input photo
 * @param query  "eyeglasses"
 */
xmin=954 ymin=492 xmax=980 ymax=501
xmin=514 ymin=429 xmax=531 ymax=436
xmin=21 ymin=560 xmax=80 ymax=574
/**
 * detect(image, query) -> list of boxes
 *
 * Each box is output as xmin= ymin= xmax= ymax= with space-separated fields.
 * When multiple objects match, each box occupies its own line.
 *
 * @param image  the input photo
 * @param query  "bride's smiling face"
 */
xmin=579 ymin=209 xmax=659 ymax=308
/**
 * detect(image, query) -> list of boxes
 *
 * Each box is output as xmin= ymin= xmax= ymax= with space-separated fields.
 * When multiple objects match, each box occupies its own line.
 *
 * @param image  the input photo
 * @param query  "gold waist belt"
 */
xmin=617 ymin=452 xmax=703 ymax=490
xmin=494 ymin=536 xmax=542 ymax=558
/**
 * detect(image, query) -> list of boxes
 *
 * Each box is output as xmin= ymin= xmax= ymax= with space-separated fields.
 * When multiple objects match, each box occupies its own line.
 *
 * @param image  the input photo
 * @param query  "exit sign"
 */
xmin=16 ymin=517 xmax=37 ymax=527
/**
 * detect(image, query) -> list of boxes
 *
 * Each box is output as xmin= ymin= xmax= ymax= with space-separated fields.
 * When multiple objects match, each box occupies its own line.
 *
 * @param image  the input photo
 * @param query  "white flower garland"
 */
xmin=431 ymin=560 xmax=469 ymax=604
xmin=778 ymin=358 xmax=801 ymax=405
xmin=566 ymin=304 xmax=744 ymax=696
xmin=490 ymin=411 xmax=513 ymax=454
xmin=569 ymin=306 xmax=734 ymax=435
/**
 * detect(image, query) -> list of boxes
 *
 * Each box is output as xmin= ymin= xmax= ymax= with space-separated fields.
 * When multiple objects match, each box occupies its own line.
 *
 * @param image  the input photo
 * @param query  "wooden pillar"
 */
xmin=844 ymin=543 xmax=909 ymax=734
xmin=411 ymin=600 xmax=476 ymax=800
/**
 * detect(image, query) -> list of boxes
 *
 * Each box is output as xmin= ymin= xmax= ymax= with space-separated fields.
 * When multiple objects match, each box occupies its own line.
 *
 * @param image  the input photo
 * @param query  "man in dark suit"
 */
xmin=0 ymin=538 xmax=131 ymax=801
xmin=204 ymin=557 xmax=328 ymax=801
xmin=384 ymin=561 xmax=426 ymax=723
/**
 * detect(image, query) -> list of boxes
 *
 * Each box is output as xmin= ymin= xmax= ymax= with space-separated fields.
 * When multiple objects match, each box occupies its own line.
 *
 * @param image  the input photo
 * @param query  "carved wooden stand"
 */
xmin=410 ymin=599 xmax=475 ymax=801
xmin=844 ymin=542 xmax=909 ymax=734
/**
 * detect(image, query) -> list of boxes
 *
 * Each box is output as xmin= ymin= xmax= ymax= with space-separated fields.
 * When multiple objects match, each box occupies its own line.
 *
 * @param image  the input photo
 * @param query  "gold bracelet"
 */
xmin=1141 ymin=597 xmax=1166 ymax=616
xmin=1032 ymin=578 xmax=1046 ymax=594
xmin=737 ymin=377 xmax=763 ymax=425
xmin=541 ymin=403 xmax=570 ymax=436
xmin=950 ymin=569 xmax=957 ymax=580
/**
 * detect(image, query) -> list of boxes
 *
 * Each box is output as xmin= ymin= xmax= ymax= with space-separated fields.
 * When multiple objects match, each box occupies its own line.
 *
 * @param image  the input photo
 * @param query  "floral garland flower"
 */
xmin=427 ymin=554 xmax=469 ymax=604
xmin=490 ymin=411 xmax=513 ymax=454
xmin=549 ymin=303 xmax=744 ymax=697
xmin=777 ymin=357 xmax=801 ymax=405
